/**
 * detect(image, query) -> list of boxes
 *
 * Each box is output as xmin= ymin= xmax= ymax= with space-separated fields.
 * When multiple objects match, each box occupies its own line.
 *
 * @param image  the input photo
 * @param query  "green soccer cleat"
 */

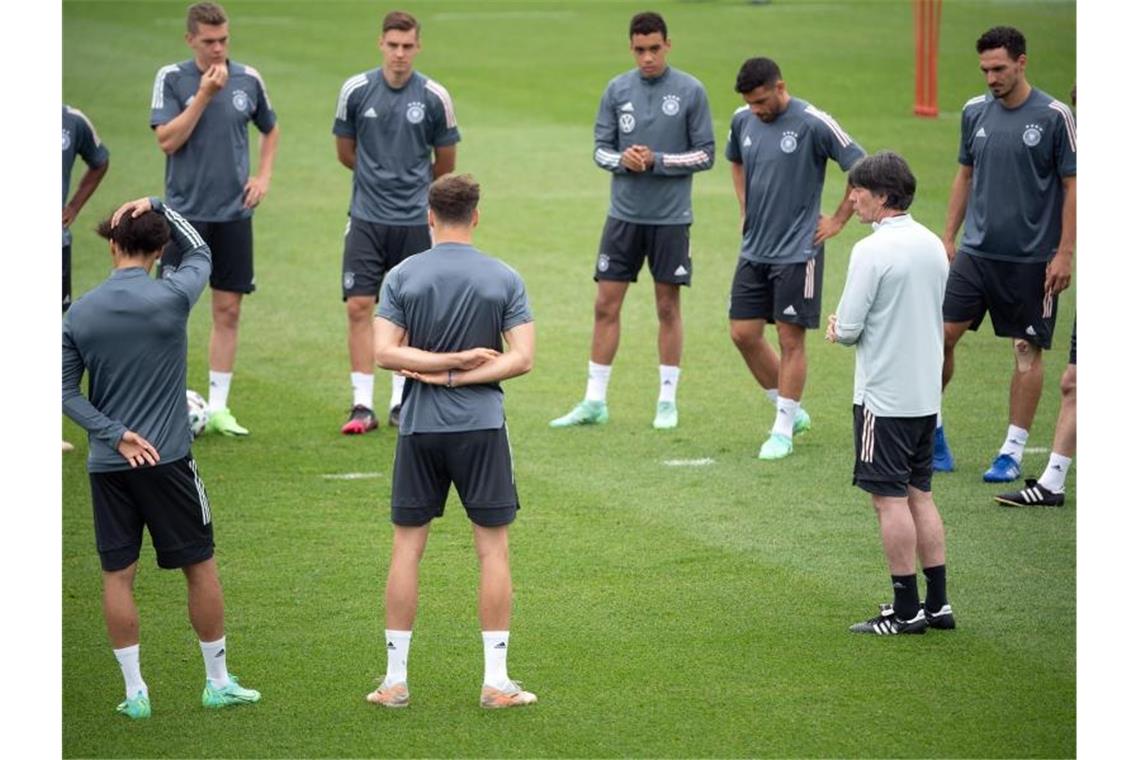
xmin=758 ymin=432 xmax=793 ymax=460
xmin=793 ymin=407 xmax=812 ymax=435
xmin=202 ymin=675 xmax=261 ymax=708
xmin=549 ymin=400 xmax=609 ymax=428
xmin=652 ymin=401 xmax=678 ymax=429
xmin=116 ymin=691 xmax=151 ymax=720
xmin=204 ymin=407 xmax=249 ymax=437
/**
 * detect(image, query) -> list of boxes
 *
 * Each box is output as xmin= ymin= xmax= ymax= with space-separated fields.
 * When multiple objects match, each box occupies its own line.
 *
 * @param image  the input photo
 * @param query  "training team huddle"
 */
xmin=61 ymin=4 xmax=1076 ymax=719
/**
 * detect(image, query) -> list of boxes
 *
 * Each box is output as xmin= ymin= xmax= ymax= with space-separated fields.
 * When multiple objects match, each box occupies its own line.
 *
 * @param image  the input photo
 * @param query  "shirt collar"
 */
xmin=872 ymin=213 xmax=910 ymax=231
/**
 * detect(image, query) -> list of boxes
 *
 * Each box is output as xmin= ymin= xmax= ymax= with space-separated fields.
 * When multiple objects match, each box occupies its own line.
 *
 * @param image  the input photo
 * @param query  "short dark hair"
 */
xmin=96 ymin=209 xmax=171 ymax=256
xmin=382 ymin=10 xmax=419 ymax=36
xmin=629 ymin=11 xmax=666 ymax=39
xmin=429 ymin=174 xmax=480 ymax=226
xmin=847 ymin=151 xmax=917 ymax=212
xmin=976 ymin=26 xmax=1026 ymax=59
xmin=735 ymin=57 xmax=782 ymax=94
xmin=186 ymin=2 xmax=227 ymax=34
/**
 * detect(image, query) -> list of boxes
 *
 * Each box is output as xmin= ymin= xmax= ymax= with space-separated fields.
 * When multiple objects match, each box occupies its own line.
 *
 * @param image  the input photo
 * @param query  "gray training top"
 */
xmin=957 ymin=88 xmax=1076 ymax=263
xmin=62 ymin=201 xmax=211 ymax=473
xmin=377 ymin=242 xmax=533 ymax=435
xmin=333 ymin=69 xmax=461 ymax=225
xmin=593 ymin=66 xmax=715 ymax=225
xmin=726 ymin=97 xmax=865 ymax=263
xmin=150 ymin=59 xmax=277 ymax=222
xmin=62 ymin=105 xmax=110 ymax=247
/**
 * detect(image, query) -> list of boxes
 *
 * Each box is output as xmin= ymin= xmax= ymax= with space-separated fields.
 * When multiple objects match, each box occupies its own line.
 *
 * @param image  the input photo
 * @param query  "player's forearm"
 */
xmin=654 ymin=144 xmax=715 ymax=176
xmin=65 ymin=161 xmax=110 ymax=220
xmin=376 ymin=345 xmax=469 ymax=373
xmin=431 ymin=145 xmax=456 ymax=179
xmin=594 ymin=145 xmax=626 ymax=174
xmin=831 ymin=183 xmax=856 ymax=224
xmin=450 ymin=349 xmax=533 ymax=386
xmin=942 ymin=168 xmax=971 ymax=244
xmin=335 ymin=137 xmax=356 ymax=170
xmin=1057 ymin=177 xmax=1076 ymax=256
xmin=255 ymin=125 xmax=280 ymax=181
xmin=155 ymin=98 xmax=210 ymax=155
xmin=730 ymin=162 xmax=746 ymax=218
xmin=62 ymin=351 xmax=127 ymax=447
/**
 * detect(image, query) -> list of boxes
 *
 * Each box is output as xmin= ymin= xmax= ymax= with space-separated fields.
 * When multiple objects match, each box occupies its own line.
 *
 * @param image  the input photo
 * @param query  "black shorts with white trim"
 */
xmin=851 ymin=405 xmax=936 ymax=498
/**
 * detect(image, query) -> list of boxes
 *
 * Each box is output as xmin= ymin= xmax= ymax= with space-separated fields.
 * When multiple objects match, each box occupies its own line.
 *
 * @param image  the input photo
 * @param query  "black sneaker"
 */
xmin=925 ymin=603 xmax=956 ymax=630
xmin=849 ymin=603 xmax=928 ymax=635
xmin=341 ymin=405 xmax=378 ymax=435
xmin=994 ymin=479 xmax=1065 ymax=508
xmin=388 ymin=404 xmax=401 ymax=428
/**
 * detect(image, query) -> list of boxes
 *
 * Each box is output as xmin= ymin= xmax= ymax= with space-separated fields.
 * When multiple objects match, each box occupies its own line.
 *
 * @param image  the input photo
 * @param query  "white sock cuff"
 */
xmin=1007 ymin=424 xmax=1029 ymax=442
xmin=199 ymin=636 xmax=226 ymax=649
xmin=209 ymin=370 xmax=233 ymax=384
xmin=587 ymin=361 xmax=612 ymax=377
xmin=385 ymin=629 xmax=412 ymax=641
xmin=765 ymin=388 xmax=779 ymax=404
xmin=113 ymin=644 xmax=139 ymax=658
xmin=482 ymin=630 xmax=510 ymax=642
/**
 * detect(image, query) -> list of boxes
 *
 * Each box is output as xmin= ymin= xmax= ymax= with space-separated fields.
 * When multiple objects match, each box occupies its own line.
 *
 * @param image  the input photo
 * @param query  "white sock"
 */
xmin=658 ymin=365 xmax=680 ymax=403
xmin=482 ymin=630 xmax=511 ymax=690
xmin=351 ymin=371 xmax=374 ymax=410
xmin=772 ymin=396 xmax=799 ymax=438
xmin=936 ymin=411 xmax=943 ymax=428
xmin=208 ymin=371 xmax=232 ymax=412
xmin=113 ymin=644 xmax=147 ymax=699
xmin=585 ymin=362 xmax=612 ymax=403
xmin=199 ymin=636 xmax=230 ymax=689
xmin=765 ymin=388 xmax=779 ymax=406
xmin=390 ymin=374 xmax=406 ymax=410
xmin=1038 ymin=452 xmax=1072 ymax=493
xmin=998 ymin=425 xmax=1029 ymax=462
xmin=384 ymin=629 xmax=412 ymax=687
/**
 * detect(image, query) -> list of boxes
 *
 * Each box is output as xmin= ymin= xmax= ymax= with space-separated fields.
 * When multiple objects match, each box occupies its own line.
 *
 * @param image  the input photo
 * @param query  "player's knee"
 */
xmin=346 ymin=298 xmax=373 ymax=323
xmin=594 ymin=298 xmax=621 ymax=323
xmin=655 ymin=300 xmax=680 ymax=324
xmin=1060 ymin=366 xmax=1076 ymax=399
xmin=729 ymin=322 xmax=756 ymax=349
xmin=1012 ymin=339 xmax=1040 ymax=373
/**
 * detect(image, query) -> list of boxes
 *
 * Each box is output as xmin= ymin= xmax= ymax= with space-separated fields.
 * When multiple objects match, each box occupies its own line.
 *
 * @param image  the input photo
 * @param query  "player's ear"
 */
xmin=471 ymin=208 xmax=480 ymax=228
xmin=427 ymin=208 xmax=436 ymax=229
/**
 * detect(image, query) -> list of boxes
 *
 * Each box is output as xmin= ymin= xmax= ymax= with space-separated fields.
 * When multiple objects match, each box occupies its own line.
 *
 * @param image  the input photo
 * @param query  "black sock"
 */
xmin=891 ymin=574 xmax=920 ymax=619
xmin=923 ymin=565 xmax=948 ymax=611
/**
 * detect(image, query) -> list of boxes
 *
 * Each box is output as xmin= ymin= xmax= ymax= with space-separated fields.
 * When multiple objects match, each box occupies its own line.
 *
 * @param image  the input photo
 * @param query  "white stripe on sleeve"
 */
xmin=336 ymin=74 xmax=368 ymax=121
xmin=1048 ymin=100 xmax=1077 ymax=154
xmin=151 ymin=64 xmax=180 ymax=109
xmin=426 ymin=79 xmax=458 ymax=129
xmin=805 ymin=105 xmax=852 ymax=148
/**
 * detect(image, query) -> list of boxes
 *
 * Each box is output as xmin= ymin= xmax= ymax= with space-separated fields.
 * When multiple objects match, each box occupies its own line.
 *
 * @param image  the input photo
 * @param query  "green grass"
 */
xmin=63 ymin=1 xmax=1076 ymax=756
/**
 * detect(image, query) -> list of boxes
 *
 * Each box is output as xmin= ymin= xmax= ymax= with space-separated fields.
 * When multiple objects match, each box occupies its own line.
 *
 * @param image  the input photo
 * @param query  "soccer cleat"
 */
xmin=983 ymin=453 xmax=1021 ymax=483
xmin=652 ymin=401 xmax=678 ymax=429
xmin=932 ymin=426 xmax=955 ymax=472
xmin=849 ymin=603 xmax=928 ymax=635
xmin=793 ymin=407 xmax=812 ymax=436
xmin=480 ymin=680 xmax=537 ymax=709
xmin=205 ymin=407 xmax=249 ymax=437
xmin=202 ymin=675 xmax=261 ymax=708
xmin=341 ymin=405 xmax=379 ymax=435
xmin=925 ymin=603 xmax=957 ymax=630
xmin=549 ymin=400 xmax=609 ymax=428
xmin=366 ymin=681 xmax=409 ymax=708
xmin=116 ymin=691 xmax=151 ymax=720
xmin=388 ymin=404 xmax=401 ymax=428
xmin=757 ymin=432 xmax=793 ymax=460
xmin=994 ymin=479 xmax=1065 ymax=508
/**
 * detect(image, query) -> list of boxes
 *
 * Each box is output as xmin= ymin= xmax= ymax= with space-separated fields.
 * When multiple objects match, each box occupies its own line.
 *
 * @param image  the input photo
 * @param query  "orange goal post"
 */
xmin=913 ymin=0 xmax=942 ymax=117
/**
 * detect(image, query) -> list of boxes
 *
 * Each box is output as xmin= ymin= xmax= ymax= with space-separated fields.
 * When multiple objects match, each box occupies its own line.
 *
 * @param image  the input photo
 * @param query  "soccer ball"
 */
xmin=187 ymin=389 xmax=209 ymax=438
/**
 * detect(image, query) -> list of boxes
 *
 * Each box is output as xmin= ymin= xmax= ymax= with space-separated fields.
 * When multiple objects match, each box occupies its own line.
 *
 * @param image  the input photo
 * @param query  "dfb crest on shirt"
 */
xmin=1022 ymin=124 xmax=1043 ymax=147
xmin=232 ymin=90 xmax=249 ymax=112
xmin=62 ymin=128 xmax=71 ymax=151
xmin=597 ymin=253 xmax=610 ymax=272
xmin=619 ymin=113 xmax=636 ymax=134
xmin=662 ymin=95 xmax=681 ymax=116
xmin=343 ymin=271 xmax=355 ymax=290
xmin=780 ymin=131 xmax=799 ymax=154
xmin=406 ymin=101 xmax=426 ymax=124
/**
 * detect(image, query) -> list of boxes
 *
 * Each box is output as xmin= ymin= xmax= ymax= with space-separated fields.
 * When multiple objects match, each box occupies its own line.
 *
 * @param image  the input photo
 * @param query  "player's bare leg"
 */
xmin=473 ymin=524 xmax=534 ymax=708
xmin=204 ymin=290 xmax=250 ymax=435
xmin=985 ymin=338 xmax=1043 ymax=482
xmin=103 ymin=563 xmax=140 ymax=649
xmin=1054 ymin=363 xmax=1076 ymax=458
xmin=653 ymin=282 xmax=682 ymax=428
xmin=774 ymin=321 xmax=807 ymax=401
xmin=342 ymin=296 xmax=380 ymax=434
xmin=847 ymin=494 xmax=926 ymax=634
xmin=183 ymin=558 xmax=224 ymax=642
xmin=551 ymin=282 xmax=628 ymax=427
xmin=729 ymin=318 xmax=779 ymax=389
xmin=368 ymin=525 xmax=431 ymax=707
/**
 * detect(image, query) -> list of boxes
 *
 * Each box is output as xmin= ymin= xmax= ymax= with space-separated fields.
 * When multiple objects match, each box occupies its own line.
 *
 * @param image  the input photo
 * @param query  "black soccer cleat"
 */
xmin=925 ymin=603 xmax=956 ymax=630
xmin=341 ymin=405 xmax=379 ymax=435
xmin=849 ymin=603 xmax=928 ymax=635
xmin=993 ymin=479 xmax=1065 ymax=508
xmin=388 ymin=403 xmax=402 ymax=428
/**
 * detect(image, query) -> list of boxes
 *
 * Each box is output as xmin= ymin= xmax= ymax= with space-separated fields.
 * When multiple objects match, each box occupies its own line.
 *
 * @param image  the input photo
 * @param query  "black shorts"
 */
xmin=852 ymin=405 xmax=935 ymax=498
xmin=594 ymin=218 xmax=691 ymax=285
xmin=1069 ymin=318 xmax=1076 ymax=365
xmin=342 ymin=217 xmax=432 ymax=300
xmin=391 ymin=426 xmax=519 ymax=528
xmin=63 ymin=244 xmax=72 ymax=313
xmin=943 ymin=252 xmax=1057 ymax=349
xmin=88 ymin=456 xmax=215 ymax=572
xmin=728 ymin=254 xmax=824 ymax=327
xmin=159 ymin=218 xmax=255 ymax=294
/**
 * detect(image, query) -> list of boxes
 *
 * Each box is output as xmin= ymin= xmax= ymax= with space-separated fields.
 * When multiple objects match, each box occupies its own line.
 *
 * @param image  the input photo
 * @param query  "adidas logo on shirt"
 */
xmin=976 ymin=127 xmax=987 ymax=137
xmin=743 ymin=136 xmax=753 ymax=147
xmin=782 ymin=305 xmax=797 ymax=316
xmin=674 ymin=265 xmax=688 ymax=276
xmin=364 ymin=107 xmax=378 ymax=118
xmin=620 ymin=102 xmax=634 ymax=112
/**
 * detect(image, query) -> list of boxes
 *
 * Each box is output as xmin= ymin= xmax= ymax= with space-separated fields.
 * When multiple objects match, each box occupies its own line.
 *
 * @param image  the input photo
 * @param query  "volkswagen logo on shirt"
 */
xmin=406 ymin=101 xmax=426 ymax=124
xmin=619 ymin=113 xmax=636 ymax=134
xmin=232 ymin=90 xmax=249 ymax=112
xmin=1022 ymin=124 xmax=1043 ymax=147
xmin=62 ymin=129 xmax=71 ymax=151
xmin=662 ymin=95 xmax=681 ymax=116
xmin=780 ymin=131 xmax=799 ymax=154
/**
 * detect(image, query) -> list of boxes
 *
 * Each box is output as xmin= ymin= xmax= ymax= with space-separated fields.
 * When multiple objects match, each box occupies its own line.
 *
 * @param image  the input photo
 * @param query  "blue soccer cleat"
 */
xmin=983 ymin=453 xmax=1021 ymax=483
xmin=932 ymin=426 xmax=955 ymax=472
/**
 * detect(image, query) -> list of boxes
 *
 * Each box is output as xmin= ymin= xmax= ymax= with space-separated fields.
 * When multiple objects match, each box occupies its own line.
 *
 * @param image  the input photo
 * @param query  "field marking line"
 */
xmin=321 ymin=472 xmax=385 ymax=480
xmin=662 ymin=458 xmax=715 ymax=467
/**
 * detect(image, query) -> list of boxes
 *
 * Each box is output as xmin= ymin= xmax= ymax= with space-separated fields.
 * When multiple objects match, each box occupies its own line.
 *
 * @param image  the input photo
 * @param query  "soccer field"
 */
xmin=62 ymin=1 xmax=1076 ymax=756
